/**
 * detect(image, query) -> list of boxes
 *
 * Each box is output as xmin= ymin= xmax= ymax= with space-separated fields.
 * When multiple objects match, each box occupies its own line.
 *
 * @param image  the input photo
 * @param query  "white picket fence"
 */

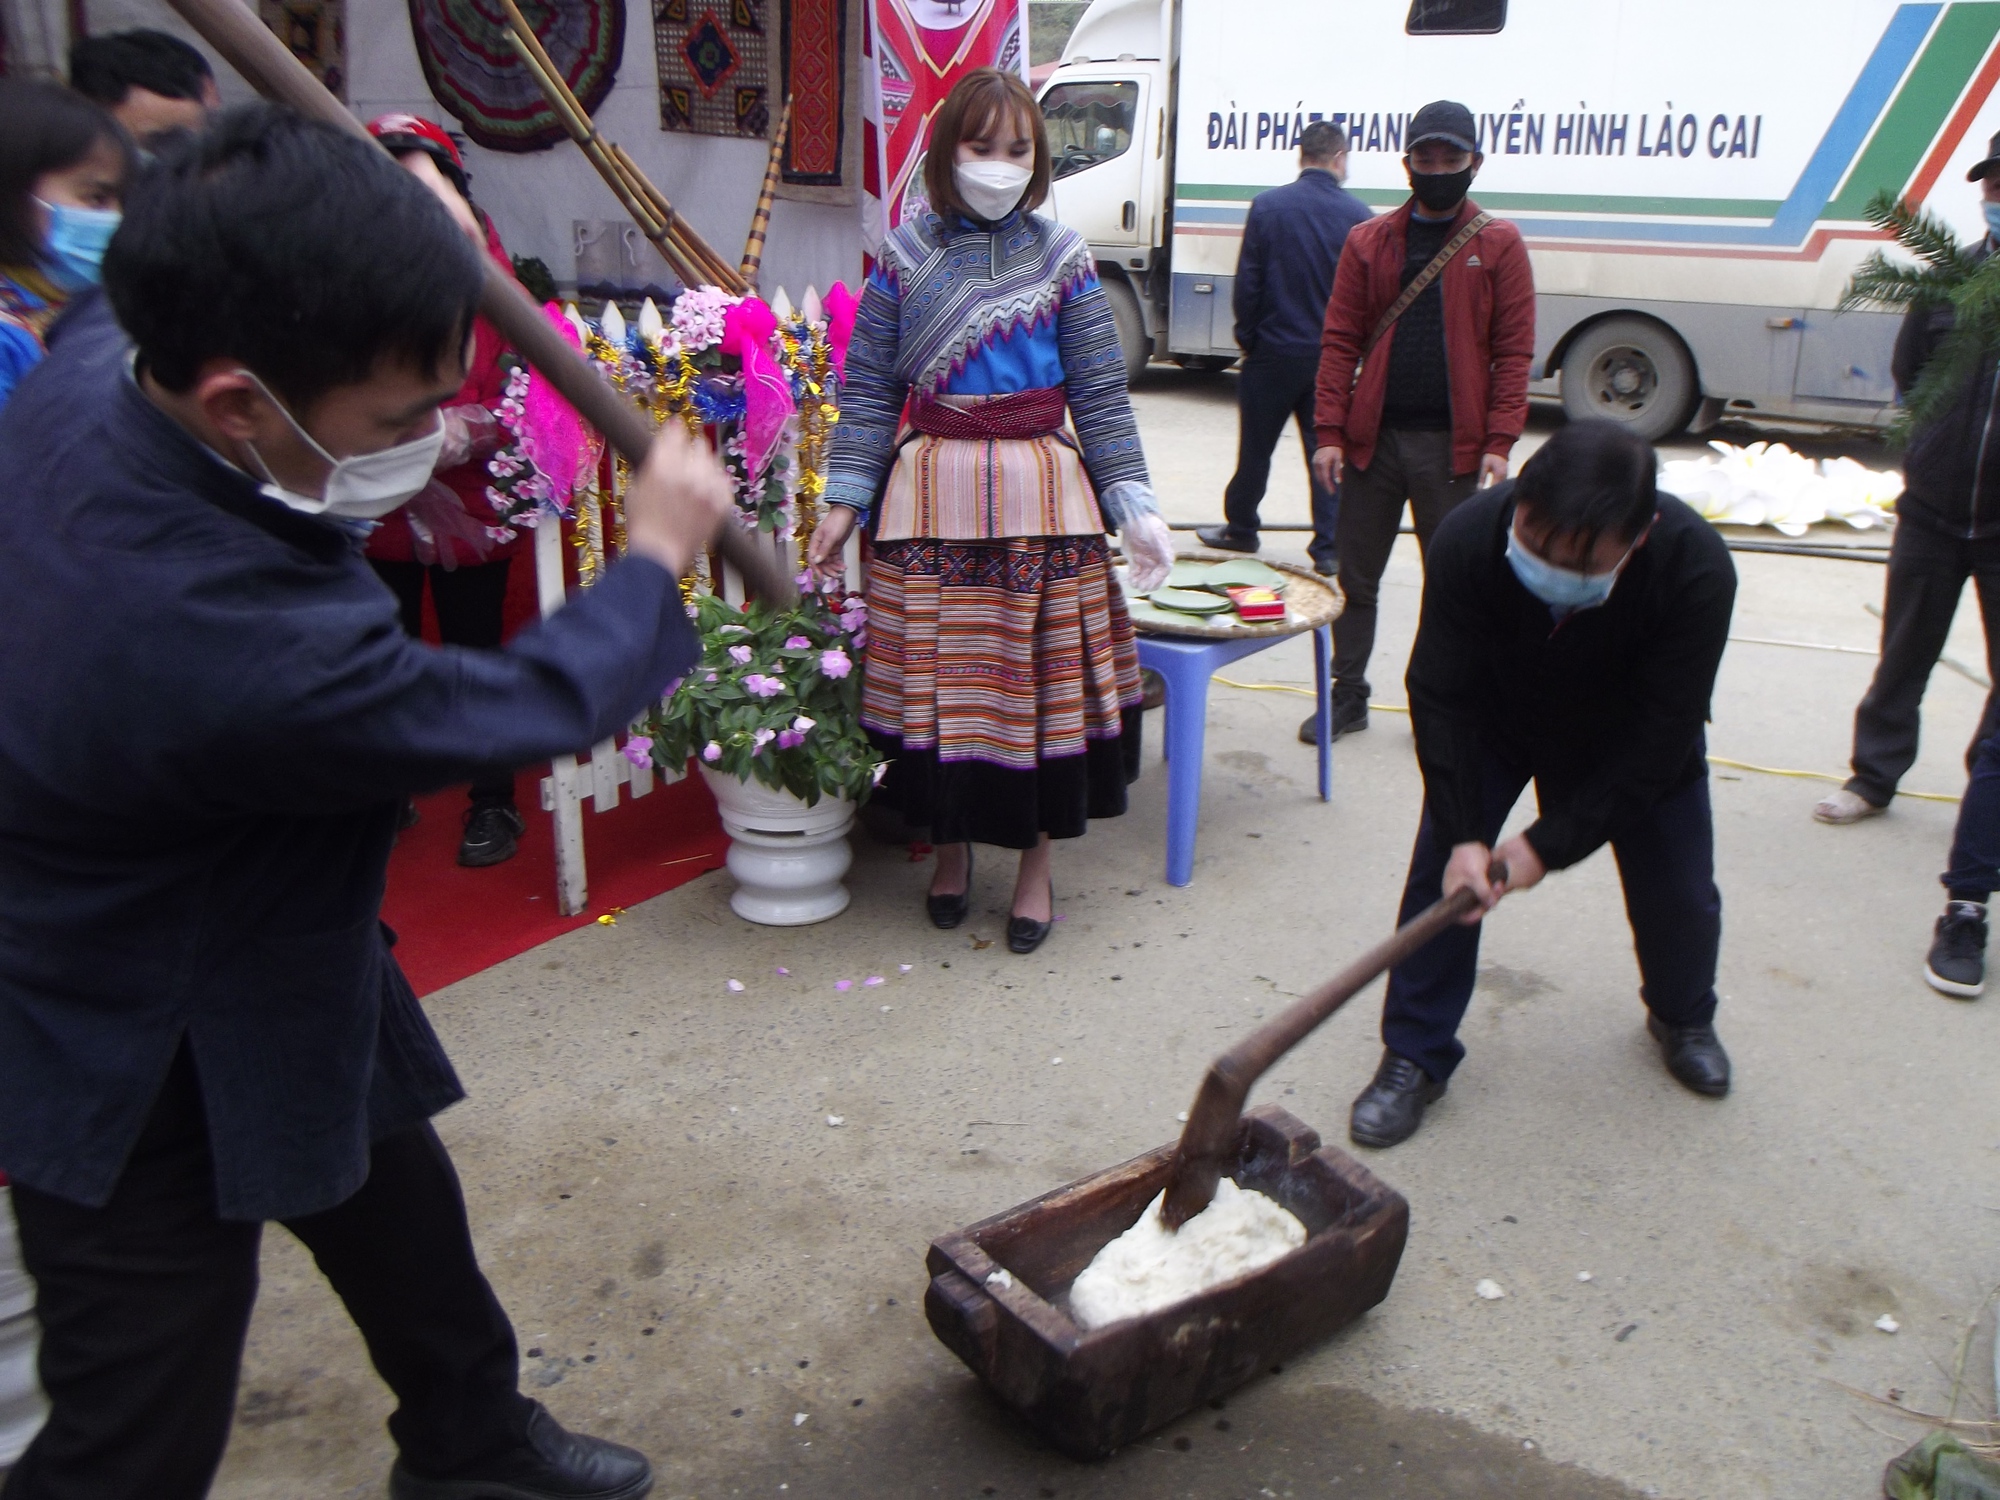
xmin=532 ymin=287 xmax=861 ymax=916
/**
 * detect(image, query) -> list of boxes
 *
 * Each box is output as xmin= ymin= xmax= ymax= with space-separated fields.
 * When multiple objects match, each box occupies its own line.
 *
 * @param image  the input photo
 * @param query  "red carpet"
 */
xmin=381 ymin=767 xmax=727 ymax=996
xmin=381 ymin=538 xmax=725 ymax=996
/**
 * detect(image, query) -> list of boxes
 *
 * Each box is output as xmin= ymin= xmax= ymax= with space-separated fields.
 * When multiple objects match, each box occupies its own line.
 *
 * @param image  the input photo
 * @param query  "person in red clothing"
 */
xmin=364 ymin=114 xmax=533 ymax=867
xmin=1304 ymin=99 xmax=1535 ymax=745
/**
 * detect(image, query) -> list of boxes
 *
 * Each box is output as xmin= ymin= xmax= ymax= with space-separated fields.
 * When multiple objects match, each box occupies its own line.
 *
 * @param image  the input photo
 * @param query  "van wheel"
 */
xmin=1103 ymin=277 xmax=1153 ymax=385
xmin=1559 ymin=317 xmax=1697 ymax=442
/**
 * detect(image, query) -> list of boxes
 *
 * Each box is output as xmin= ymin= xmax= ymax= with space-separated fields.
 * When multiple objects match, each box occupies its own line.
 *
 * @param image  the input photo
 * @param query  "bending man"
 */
xmin=1348 ymin=421 xmax=1738 ymax=1149
xmin=0 ymin=107 xmax=730 ymax=1499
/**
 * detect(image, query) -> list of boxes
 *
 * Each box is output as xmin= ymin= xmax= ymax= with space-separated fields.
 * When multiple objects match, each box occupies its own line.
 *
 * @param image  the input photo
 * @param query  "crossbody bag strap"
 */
xmin=1358 ymin=211 xmax=1493 ymax=362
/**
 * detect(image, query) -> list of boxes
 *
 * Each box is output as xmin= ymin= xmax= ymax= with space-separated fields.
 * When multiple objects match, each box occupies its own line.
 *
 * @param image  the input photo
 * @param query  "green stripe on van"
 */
xmin=1176 ymin=184 xmax=1786 ymax=217
xmin=1823 ymin=1 xmax=2000 ymax=221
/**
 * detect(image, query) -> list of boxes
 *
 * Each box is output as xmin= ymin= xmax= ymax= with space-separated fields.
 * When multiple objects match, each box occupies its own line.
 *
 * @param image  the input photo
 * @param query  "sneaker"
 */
xmin=1925 ymin=900 xmax=1988 ymax=998
xmin=459 ymin=804 xmax=526 ymax=867
xmin=1298 ymin=696 xmax=1368 ymax=745
xmin=1813 ymin=788 xmax=1886 ymax=825
xmin=1194 ymin=524 xmax=1258 ymax=553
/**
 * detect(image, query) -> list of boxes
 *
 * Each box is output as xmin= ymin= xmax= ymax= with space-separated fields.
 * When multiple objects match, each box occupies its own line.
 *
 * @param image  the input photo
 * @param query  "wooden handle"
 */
xmin=162 ymin=0 xmax=793 ymax=605
xmin=1158 ymin=862 xmax=1508 ymax=1229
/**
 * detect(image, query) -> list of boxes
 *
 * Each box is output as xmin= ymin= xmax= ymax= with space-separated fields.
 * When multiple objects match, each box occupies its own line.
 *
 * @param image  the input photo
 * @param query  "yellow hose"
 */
xmin=1209 ymin=678 xmax=1961 ymax=804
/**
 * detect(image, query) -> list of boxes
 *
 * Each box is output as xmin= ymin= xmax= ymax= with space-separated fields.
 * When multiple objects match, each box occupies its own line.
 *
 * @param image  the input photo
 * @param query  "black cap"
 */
xmin=1407 ymin=100 xmax=1478 ymax=154
xmin=1970 ymin=129 xmax=2000 ymax=183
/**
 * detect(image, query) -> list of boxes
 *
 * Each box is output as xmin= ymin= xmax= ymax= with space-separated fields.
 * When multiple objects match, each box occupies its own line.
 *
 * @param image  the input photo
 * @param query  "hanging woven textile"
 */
xmin=654 ymin=0 xmax=772 ymax=139
xmin=407 ymin=0 xmax=625 ymax=152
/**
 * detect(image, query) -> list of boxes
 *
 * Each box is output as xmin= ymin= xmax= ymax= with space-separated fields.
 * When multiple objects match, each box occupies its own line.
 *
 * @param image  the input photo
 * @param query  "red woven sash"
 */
xmin=909 ymin=386 xmax=1068 ymax=439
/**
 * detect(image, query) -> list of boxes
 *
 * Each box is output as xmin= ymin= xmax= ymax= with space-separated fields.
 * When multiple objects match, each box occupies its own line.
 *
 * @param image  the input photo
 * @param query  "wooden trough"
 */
xmin=924 ymin=1104 xmax=1409 ymax=1459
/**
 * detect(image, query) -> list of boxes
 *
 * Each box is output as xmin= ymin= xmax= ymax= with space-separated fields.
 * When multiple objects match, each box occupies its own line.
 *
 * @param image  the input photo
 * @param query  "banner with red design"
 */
xmin=860 ymin=0 xmax=1028 ymax=252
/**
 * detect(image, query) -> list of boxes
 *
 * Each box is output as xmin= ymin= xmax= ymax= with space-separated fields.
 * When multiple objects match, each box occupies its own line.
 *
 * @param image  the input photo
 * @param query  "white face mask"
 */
xmin=954 ymin=160 xmax=1032 ymax=223
xmin=235 ymin=369 xmax=446 ymax=521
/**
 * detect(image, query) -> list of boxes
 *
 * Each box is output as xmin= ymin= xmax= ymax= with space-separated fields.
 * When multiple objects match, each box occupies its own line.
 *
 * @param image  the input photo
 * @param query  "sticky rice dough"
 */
xmin=1067 ymin=1177 xmax=1307 ymax=1330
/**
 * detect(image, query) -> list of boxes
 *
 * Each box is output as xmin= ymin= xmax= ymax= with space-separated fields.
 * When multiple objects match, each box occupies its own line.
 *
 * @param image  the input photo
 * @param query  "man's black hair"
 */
xmin=106 ymin=104 xmax=484 ymax=409
xmin=1299 ymin=120 xmax=1347 ymax=161
xmin=1512 ymin=420 xmax=1659 ymax=553
xmin=0 ymin=78 xmax=134 ymax=268
xmin=69 ymin=29 xmax=213 ymax=106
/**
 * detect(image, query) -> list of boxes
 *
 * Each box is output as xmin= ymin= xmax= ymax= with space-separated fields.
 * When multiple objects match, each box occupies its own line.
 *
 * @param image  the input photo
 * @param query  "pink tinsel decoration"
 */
xmin=523 ymin=302 xmax=596 ymax=510
xmin=721 ymin=296 xmax=795 ymax=480
xmin=821 ymin=281 xmax=857 ymax=380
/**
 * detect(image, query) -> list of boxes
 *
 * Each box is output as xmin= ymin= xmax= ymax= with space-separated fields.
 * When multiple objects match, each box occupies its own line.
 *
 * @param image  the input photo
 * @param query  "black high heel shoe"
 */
xmin=926 ymin=844 xmax=972 ymax=929
xmin=1007 ymin=877 xmax=1054 ymax=955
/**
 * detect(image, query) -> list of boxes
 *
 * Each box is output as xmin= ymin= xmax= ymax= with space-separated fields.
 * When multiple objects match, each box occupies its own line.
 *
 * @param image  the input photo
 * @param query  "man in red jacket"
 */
xmin=1303 ymin=100 xmax=1535 ymax=744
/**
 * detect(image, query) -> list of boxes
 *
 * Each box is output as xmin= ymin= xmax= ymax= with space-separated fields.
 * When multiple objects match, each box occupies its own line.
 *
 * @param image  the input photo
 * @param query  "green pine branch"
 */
xmin=1839 ymin=189 xmax=1997 ymax=445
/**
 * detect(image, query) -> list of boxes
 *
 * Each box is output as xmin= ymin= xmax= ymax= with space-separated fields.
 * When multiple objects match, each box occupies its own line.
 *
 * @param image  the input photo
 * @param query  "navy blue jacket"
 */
xmin=1232 ymin=169 xmax=1373 ymax=358
xmin=0 ymin=296 xmax=699 ymax=1220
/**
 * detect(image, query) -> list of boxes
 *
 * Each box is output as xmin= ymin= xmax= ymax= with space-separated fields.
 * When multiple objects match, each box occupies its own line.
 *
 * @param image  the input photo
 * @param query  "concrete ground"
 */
xmin=207 ymin=373 xmax=2000 ymax=1500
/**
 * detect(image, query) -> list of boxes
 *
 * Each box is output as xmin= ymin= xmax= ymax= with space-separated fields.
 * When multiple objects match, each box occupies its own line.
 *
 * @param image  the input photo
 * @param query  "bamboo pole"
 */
xmin=740 ymin=95 xmax=793 ymax=289
xmin=494 ymin=0 xmax=747 ymax=295
xmin=161 ymin=0 xmax=793 ymax=605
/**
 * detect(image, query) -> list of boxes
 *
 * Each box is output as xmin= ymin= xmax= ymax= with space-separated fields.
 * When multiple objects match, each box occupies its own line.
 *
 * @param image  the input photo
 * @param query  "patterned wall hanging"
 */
xmin=780 ymin=0 xmax=845 ymax=185
xmin=407 ymin=0 xmax=625 ymax=153
xmin=261 ymin=0 xmax=348 ymax=100
xmin=655 ymin=0 xmax=771 ymax=139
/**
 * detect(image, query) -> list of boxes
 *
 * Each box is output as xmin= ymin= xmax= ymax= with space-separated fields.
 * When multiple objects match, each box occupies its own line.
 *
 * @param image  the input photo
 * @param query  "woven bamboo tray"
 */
xmin=1121 ymin=550 xmax=1344 ymax=640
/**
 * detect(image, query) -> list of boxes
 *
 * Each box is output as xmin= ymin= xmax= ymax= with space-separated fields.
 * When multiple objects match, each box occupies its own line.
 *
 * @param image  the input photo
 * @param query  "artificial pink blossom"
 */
xmin=819 ymin=648 xmax=852 ymax=679
xmin=728 ymin=644 xmax=754 ymax=664
xmin=702 ymin=741 xmax=723 ymax=762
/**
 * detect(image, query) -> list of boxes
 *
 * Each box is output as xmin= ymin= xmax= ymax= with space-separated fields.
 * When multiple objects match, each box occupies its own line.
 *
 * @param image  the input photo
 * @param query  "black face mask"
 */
xmin=1409 ymin=165 xmax=1474 ymax=213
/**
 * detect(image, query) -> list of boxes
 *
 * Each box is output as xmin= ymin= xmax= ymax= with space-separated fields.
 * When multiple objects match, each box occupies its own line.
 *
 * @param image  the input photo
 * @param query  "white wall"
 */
xmin=79 ymin=0 xmax=866 ymax=299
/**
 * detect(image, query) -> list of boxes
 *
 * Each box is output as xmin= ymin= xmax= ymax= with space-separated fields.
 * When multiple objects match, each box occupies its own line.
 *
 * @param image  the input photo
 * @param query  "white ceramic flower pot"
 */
xmin=699 ymin=767 xmax=855 ymax=926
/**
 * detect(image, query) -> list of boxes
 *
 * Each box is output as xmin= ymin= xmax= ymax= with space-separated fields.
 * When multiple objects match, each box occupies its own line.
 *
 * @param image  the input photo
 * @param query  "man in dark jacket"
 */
xmin=0 ymin=107 xmax=729 ymax=1500
xmin=1347 ymin=422 xmax=1737 ymax=1149
xmin=1816 ymin=134 xmax=2000 ymax=827
xmin=1196 ymin=120 xmax=1369 ymax=573
xmin=1304 ymin=99 xmax=1536 ymax=745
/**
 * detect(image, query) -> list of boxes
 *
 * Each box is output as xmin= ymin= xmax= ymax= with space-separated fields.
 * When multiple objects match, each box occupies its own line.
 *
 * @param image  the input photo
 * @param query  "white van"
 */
xmin=1038 ymin=0 xmax=2000 ymax=438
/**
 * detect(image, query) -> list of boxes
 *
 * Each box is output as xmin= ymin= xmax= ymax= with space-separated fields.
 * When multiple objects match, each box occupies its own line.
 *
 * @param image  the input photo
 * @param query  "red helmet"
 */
xmin=366 ymin=112 xmax=469 ymax=195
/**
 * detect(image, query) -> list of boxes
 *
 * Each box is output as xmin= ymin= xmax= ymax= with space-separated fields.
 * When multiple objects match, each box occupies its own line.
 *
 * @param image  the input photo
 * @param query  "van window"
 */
xmin=1040 ymin=80 xmax=1140 ymax=180
xmin=1406 ymin=0 xmax=1506 ymax=33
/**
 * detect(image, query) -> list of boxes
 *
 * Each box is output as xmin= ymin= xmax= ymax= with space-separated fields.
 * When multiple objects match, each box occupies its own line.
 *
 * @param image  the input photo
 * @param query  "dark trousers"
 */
xmin=1330 ymin=428 xmax=1478 ymax=702
xmin=2 ymin=1047 xmax=532 ymax=1500
xmin=1381 ymin=751 xmax=1722 ymax=1084
xmin=1221 ymin=352 xmax=1340 ymax=565
xmin=1944 ymin=729 xmax=2000 ymax=901
xmin=371 ymin=558 xmax=517 ymax=808
xmin=1845 ymin=518 xmax=2000 ymax=806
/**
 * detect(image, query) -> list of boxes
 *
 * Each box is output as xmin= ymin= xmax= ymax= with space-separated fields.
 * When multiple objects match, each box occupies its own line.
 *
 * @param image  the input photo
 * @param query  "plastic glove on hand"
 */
xmin=1122 ymin=511 xmax=1177 ymax=594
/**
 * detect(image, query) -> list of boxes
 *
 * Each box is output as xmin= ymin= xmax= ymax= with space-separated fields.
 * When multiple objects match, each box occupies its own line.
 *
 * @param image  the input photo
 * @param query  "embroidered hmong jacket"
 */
xmin=824 ymin=210 xmax=1157 ymax=533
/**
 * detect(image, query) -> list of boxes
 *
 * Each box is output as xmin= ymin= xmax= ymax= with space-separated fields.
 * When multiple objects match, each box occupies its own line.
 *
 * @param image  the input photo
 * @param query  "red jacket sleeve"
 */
xmin=1314 ymin=228 xmax=1375 ymax=446
xmin=1482 ymin=228 xmax=1536 ymax=458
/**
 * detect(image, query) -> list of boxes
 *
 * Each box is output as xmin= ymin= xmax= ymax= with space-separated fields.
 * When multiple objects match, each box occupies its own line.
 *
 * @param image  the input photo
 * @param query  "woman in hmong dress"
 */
xmin=808 ymin=68 xmax=1175 ymax=955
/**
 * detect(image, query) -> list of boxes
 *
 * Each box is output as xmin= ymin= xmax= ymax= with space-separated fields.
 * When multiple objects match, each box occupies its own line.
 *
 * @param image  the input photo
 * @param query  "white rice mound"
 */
xmin=1068 ymin=1177 xmax=1307 ymax=1330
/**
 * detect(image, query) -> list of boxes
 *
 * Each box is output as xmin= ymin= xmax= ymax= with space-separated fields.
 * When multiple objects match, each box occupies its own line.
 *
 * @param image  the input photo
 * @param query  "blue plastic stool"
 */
xmin=1136 ymin=625 xmax=1333 ymax=887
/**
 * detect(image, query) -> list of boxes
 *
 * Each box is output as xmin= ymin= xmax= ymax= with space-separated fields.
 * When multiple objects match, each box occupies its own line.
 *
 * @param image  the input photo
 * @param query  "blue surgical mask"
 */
xmin=1505 ymin=525 xmax=1633 ymax=612
xmin=37 ymin=198 xmax=121 ymax=289
xmin=1984 ymin=200 xmax=2000 ymax=243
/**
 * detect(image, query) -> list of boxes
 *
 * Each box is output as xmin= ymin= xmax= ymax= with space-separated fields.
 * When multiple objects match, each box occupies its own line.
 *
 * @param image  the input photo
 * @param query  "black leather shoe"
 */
xmin=1297 ymin=696 xmax=1368 ymax=745
xmin=927 ymin=844 xmax=972 ymax=929
xmin=1309 ymin=551 xmax=1337 ymax=577
xmin=1349 ymin=1052 xmax=1445 ymax=1148
xmin=1194 ymin=524 xmax=1258 ymax=553
xmin=388 ymin=1403 xmax=653 ymax=1500
xmin=459 ymin=804 xmax=526 ymax=867
xmin=1646 ymin=1016 xmax=1731 ymax=1097
xmin=1007 ymin=878 xmax=1054 ymax=954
